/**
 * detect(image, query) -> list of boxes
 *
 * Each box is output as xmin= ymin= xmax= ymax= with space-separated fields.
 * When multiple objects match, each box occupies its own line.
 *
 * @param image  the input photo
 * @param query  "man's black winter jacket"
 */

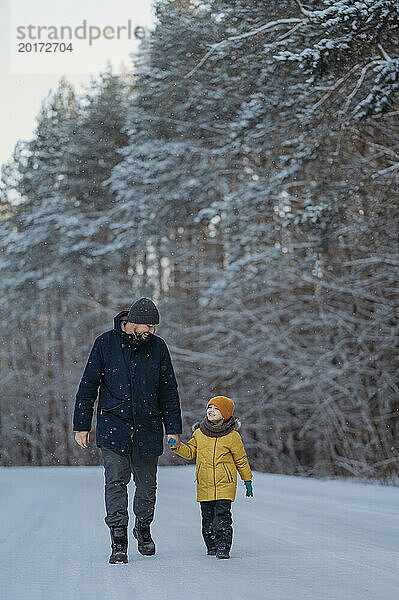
xmin=73 ymin=310 xmax=182 ymax=457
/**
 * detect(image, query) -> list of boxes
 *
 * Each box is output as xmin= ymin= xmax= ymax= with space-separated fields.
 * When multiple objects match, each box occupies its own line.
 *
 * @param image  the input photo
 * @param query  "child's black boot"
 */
xmin=216 ymin=547 xmax=230 ymax=559
xmin=202 ymin=525 xmax=217 ymax=555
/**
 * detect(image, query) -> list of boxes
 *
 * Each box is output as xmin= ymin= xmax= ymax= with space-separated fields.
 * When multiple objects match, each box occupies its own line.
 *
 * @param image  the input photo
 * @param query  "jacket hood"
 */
xmin=114 ymin=310 xmax=129 ymax=335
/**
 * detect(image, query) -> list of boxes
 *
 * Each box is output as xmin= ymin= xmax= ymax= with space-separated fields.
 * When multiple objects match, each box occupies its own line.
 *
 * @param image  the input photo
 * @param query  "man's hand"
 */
xmin=166 ymin=434 xmax=181 ymax=450
xmin=74 ymin=431 xmax=90 ymax=448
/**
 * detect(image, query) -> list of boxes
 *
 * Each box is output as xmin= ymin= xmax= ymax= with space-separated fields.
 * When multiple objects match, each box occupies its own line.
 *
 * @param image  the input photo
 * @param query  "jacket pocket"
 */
xmin=226 ymin=464 xmax=235 ymax=482
xmin=100 ymin=401 xmax=128 ymax=414
xmin=148 ymin=403 xmax=162 ymax=417
xmin=223 ymin=464 xmax=232 ymax=483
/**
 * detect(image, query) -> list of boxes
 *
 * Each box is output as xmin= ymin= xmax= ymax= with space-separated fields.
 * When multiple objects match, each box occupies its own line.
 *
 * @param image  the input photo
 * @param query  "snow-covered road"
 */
xmin=1 ymin=465 xmax=399 ymax=600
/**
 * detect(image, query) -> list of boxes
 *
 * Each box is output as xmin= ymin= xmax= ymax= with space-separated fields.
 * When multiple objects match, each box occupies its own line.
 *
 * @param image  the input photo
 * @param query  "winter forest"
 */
xmin=0 ymin=0 xmax=398 ymax=481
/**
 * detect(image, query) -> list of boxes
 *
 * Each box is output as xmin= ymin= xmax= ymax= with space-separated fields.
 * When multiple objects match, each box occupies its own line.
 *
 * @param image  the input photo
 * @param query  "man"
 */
xmin=73 ymin=297 xmax=182 ymax=564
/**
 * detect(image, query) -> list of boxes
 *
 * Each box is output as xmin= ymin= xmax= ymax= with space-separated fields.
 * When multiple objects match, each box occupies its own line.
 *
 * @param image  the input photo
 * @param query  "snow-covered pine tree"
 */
xmin=0 ymin=78 xmax=80 ymax=464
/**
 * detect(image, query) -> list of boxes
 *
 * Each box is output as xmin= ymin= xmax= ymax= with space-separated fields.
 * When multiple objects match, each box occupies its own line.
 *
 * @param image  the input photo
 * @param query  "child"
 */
xmin=168 ymin=395 xmax=253 ymax=559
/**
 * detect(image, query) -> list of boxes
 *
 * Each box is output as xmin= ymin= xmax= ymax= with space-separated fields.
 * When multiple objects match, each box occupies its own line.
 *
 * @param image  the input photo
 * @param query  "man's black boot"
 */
xmin=109 ymin=525 xmax=128 ymax=564
xmin=133 ymin=519 xmax=156 ymax=555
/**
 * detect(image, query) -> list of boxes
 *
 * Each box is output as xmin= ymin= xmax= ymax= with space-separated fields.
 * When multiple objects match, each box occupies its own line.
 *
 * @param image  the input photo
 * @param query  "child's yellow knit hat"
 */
xmin=207 ymin=396 xmax=235 ymax=420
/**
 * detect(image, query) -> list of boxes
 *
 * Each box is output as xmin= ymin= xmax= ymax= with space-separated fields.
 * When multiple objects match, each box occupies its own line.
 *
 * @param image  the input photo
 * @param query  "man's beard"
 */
xmin=136 ymin=332 xmax=153 ymax=342
xmin=123 ymin=323 xmax=153 ymax=342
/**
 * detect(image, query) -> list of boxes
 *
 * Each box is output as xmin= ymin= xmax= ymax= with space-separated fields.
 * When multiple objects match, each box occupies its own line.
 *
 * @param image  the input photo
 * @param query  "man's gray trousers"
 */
xmin=101 ymin=440 xmax=158 ymax=528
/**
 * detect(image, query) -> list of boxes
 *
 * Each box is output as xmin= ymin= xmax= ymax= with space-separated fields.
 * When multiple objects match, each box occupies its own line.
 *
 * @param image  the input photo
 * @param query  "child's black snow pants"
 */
xmin=200 ymin=499 xmax=233 ymax=552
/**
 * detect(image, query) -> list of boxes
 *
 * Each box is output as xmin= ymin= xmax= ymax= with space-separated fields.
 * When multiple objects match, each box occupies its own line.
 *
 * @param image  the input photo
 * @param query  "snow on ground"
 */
xmin=1 ymin=465 xmax=399 ymax=600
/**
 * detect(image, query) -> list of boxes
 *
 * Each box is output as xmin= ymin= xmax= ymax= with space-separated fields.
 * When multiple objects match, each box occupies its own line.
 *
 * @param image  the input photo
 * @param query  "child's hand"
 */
xmin=167 ymin=434 xmax=181 ymax=449
xmin=244 ymin=481 xmax=253 ymax=497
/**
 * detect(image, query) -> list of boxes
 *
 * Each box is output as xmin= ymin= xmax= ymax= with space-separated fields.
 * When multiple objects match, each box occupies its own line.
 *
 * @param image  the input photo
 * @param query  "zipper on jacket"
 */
xmin=100 ymin=401 xmax=128 ymax=415
xmin=213 ymin=438 xmax=217 ymax=500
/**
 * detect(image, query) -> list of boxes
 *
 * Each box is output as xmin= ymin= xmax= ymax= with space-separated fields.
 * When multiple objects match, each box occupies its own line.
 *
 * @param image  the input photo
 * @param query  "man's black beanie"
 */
xmin=127 ymin=297 xmax=160 ymax=325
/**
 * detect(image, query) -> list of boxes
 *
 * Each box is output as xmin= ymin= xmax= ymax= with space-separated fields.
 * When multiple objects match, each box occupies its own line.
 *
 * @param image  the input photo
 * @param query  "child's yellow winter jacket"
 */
xmin=172 ymin=426 xmax=252 ymax=502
